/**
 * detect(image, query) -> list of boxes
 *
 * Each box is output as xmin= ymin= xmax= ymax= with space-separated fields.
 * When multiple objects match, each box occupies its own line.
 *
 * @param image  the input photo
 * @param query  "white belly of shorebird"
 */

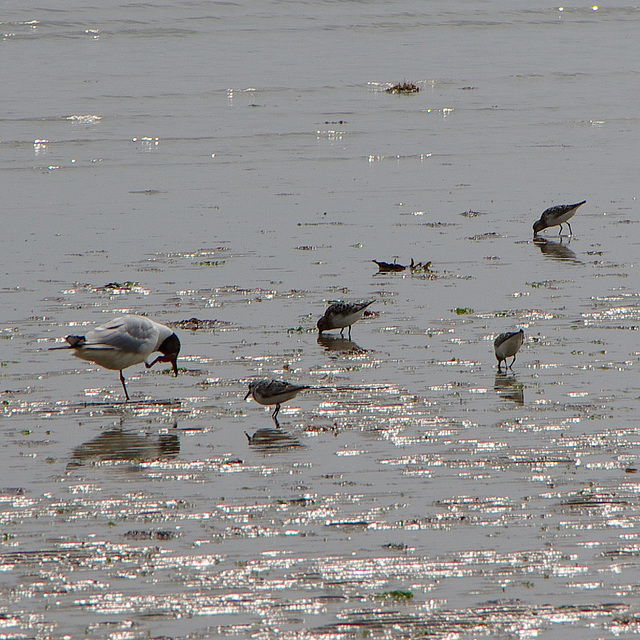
xmin=254 ymin=389 xmax=301 ymax=405
xmin=332 ymin=309 xmax=365 ymax=328
xmin=553 ymin=209 xmax=575 ymax=224
xmin=495 ymin=335 xmax=523 ymax=359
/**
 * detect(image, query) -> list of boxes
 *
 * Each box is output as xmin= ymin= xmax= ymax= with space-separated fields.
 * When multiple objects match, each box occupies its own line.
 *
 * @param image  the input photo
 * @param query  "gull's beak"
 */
xmin=145 ymin=355 xmax=161 ymax=369
xmin=145 ymin=353 xmax=179 ymax=376
xmin=168 ymin=354 xmax=179 ymax=377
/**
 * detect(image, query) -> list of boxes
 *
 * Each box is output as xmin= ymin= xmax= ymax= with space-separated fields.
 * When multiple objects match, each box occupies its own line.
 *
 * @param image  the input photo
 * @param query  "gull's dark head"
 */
xmin=157 ymin=333 xmax=181 ymax=376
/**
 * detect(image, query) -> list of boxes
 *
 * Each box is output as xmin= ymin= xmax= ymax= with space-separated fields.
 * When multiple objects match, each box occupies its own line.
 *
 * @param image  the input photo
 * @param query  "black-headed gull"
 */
xmin=533 ymin=201 xmax=586 ymax=236
xmin=244 ymin=379 xmax=309 ymax=422
xmin=317 ymin=300 xmax=375 ymax=339
xmin=50 ymin=314 xmax=180 ymax=401
xmin=494 ymin=329 xmax=524 ymax=371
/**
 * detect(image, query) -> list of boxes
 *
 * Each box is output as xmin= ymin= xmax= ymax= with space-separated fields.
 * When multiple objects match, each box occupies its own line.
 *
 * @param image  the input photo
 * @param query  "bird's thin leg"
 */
xmin=558 ymin=224 xmax=563 ymax=236
xmin=509 ymin=354 xmax=517 ymax=370
xmin=497 ymin=360 xmax=503 ymax=372
xmin=348 ymin=325 xmax=352 ymax=340
xmin=271 ymin=404 xmax=280 ymax=419
xmin=339 ymin=327 xmax=345 ymax=337
xmin=567 ymin=221 xmax=573 ymax=236
xmin=119 ymin=370 xmax=130 ymax=402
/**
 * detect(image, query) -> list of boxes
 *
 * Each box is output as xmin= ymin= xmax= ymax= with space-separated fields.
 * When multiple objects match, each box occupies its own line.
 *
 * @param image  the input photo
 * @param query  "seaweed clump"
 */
xmin=386 ymin=82 xmax=420 ymax=94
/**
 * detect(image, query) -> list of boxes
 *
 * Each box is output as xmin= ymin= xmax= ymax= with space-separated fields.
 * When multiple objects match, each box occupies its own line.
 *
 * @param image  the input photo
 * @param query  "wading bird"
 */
xmin=533 ymin=201 xmax=586 ymax=236
xmin=50 ymin=314 xmax=180 ymax=401
xmin=317 ymin=300 xmax=375 ymax=339
xmin=494 ymin=329 xmax=524 ymax=371
xmin=244 ymin=379 xmax=309 ymax=423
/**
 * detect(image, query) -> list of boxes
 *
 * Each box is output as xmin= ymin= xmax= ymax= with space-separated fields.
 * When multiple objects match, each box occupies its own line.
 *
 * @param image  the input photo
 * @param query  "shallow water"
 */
xmin=2 ymin=1 xmax=640 ymax=638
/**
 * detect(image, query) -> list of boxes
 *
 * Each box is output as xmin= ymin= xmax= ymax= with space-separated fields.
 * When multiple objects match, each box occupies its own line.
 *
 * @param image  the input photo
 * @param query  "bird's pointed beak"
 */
xmin=145 ymin=353 xmax=179 ymax=376
xmin=244 ymin=389 xmax=252 ymax=400
xmin=145 ymin=355 xmax=161 ymax=369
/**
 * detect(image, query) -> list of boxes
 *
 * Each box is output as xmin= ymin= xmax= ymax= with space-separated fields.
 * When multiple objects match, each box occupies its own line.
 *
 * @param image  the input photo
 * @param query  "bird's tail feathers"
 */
xmin=48 ymin=335 xmax=86 ymax=351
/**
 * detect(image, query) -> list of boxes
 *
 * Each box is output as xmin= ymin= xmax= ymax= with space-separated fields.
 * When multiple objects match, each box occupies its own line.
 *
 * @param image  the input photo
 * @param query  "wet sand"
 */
xmin=2 ymin=2 xmax=640 ymax=638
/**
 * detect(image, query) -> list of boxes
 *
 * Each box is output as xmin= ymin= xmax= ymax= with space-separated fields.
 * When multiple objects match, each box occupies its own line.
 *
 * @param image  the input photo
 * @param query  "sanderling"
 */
xmin=244 ymin=379 xmax=310 ymax=422
xmin=50 ymin=314 xmax=180 ymax=401
xmin=494 ymin=329 xmax=524 ymax=371
xmin=533 ymin=200 xmax=586 ymax=236
xmin=317 ymin=300 xmax=375 ymax=339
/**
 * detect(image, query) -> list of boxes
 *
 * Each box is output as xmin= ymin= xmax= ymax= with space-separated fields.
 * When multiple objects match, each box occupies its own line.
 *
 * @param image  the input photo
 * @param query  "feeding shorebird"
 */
xmin=533 ymin=200 xmax=586 ymax=236
xmin=244 ymin=379 xmax=309 ymax=422
xmin=50 ymin=314 xmax=180 ymax=401
xmin=494 ymin=329 xmax=524 ymax=371
xmin=317 ymin=300 xmax=375 ymax=339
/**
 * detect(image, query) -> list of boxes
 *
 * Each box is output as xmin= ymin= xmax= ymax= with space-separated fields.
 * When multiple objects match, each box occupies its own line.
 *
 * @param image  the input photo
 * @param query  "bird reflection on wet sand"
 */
xmin=70 ymin=428 xmax=180 ymax=464
xmin=317 ymin=333 xmax=366 ymax=354
xmin=534 ymin=236 xmax=580 ymax=263
xmin=245 ymin=427 xmax=304 ymax=452
xmin=494 ymin=372 xmax=524 ymax=405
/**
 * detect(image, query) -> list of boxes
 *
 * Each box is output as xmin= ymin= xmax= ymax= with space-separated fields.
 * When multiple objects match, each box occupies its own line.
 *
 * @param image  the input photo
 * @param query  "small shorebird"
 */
xmin=533 ymin=200 xmax=586 ymax=236
xmin=244 ymin=379 xmax=309 ymax=422
xmin=50 ymin=315 xmax=180 ymax=401
xmin=494 ymin=329 xmax=524 ymax=371
xmin=317 ymin=300 xmax=375 ymax=339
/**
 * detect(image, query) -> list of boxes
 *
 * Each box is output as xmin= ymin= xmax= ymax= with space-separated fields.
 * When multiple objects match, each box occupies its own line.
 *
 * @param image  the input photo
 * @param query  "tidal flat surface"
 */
xmin=1 ymin=2 xmax=640 ymax=638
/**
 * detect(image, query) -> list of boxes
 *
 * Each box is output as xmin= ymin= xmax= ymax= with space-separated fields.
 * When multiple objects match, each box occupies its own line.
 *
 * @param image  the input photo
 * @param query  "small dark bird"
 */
xmin=372 ymin=259 xmax=407 ymax=273
xmin=533 ymin=201 xmax=586 ymax=236
xmin=317 ymin=300 xmax=375 ymax=339
xmin=244 ymin=379 xmax=310 ymax=422
xmin=50 ymin=315 xmax=180 ymax=401
xmin=494 ymin=329 xmax=524 ymax=371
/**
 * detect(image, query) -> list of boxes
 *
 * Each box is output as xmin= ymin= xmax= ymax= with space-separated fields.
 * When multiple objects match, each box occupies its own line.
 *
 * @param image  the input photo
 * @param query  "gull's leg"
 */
xmin=119 ymin=370 xmax=130 ymax=402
